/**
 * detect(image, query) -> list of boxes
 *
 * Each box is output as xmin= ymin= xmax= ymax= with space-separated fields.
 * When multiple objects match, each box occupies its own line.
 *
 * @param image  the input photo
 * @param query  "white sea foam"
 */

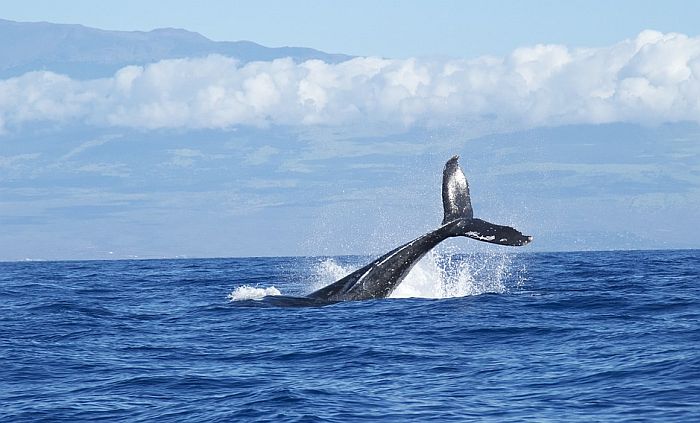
xmin=228 ymin=285 xmax=281 ymax=301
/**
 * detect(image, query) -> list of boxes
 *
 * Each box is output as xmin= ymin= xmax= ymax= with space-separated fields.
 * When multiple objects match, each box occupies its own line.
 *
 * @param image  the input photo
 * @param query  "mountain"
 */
xmin=0 ymin=18 xmax=352 ymax=79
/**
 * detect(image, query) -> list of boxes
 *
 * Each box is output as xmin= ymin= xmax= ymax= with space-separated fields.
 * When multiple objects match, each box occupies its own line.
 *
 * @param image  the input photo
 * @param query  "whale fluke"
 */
xmin=445 ymin=217 xmax=533 ymax=247
xmin=306 ymin=155 xmax=532 ymax=301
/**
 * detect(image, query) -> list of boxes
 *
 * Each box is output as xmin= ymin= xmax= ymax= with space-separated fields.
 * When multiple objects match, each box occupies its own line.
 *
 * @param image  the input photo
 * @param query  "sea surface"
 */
xmin=1 ymin=249 xmax=699 ymax=422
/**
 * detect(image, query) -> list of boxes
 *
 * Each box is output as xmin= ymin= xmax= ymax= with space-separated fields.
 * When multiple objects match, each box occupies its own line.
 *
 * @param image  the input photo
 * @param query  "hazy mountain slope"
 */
xmin=0 ymin=18 xmax=351 ymax=79
xmin=1 ymin=122 xmax=698 ymax=259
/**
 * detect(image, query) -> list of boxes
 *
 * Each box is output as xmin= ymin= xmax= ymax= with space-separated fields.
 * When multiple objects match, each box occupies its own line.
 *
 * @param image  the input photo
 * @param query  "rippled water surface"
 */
xmin=2 ymin=250 xmax=699 ymax=421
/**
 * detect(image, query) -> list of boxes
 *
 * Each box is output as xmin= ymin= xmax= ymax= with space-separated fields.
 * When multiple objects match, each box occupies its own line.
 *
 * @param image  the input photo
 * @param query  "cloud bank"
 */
xmin=1 ymin=30 xmax=699 ymax=132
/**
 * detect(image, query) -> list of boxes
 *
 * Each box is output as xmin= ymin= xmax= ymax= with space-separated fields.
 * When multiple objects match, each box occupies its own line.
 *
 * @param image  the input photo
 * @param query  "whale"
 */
xmin=306 ymin=155 xmax=532 ymax=301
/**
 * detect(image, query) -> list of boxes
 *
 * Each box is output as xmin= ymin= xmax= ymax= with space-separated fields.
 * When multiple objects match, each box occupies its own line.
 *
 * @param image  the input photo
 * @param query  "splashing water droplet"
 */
xmin=308 ymin=258 xmax=358 ymax=292
xmin=391 ymin=250 xmax=512 ymax=298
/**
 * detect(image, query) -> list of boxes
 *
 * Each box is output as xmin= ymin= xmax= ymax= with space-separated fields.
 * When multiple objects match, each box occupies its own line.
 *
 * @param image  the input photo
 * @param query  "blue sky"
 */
xmin=1 ymin=3 xmax=699 ymax=260
xmin=4 ymin=0 xmax=700 ymax=58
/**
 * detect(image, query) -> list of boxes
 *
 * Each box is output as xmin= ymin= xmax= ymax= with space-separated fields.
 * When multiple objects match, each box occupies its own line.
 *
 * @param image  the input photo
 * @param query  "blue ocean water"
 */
xmin=1 ymin=249 xmax=699 ymax=422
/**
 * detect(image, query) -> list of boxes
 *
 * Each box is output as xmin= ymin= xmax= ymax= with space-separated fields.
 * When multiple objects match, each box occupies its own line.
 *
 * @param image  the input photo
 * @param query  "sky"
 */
xmin=3 ymin=0 xmax=700 ymax=58
xmin=1 ymin=2 xmax=699 ymax=260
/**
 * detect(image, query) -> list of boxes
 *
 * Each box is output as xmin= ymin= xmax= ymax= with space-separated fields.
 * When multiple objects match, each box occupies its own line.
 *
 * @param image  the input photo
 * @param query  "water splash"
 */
xmin=308 ymin=258 xmax=358 ymax=292
xmin=307 ymin=249 xmax=522 ymax=300
xmin=228 ymin=285 xmax=281 ymax=301
xmin=391 ymin=249 xmax=514 ymax=298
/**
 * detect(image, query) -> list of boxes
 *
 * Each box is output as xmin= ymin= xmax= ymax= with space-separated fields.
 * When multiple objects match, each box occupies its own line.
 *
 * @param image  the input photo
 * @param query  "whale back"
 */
xmin=442 ymin=155 xmax=473 ymax=224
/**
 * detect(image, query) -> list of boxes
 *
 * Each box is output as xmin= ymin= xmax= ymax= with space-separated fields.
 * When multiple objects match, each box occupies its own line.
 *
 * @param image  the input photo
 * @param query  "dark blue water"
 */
xmin=2 ymin=250 xmax=699 ymax=422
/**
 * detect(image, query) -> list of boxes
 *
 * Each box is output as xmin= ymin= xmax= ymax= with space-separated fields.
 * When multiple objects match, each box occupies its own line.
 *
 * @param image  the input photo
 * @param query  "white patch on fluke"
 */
xmin=466 ymin=232 xmax=495 ymax=241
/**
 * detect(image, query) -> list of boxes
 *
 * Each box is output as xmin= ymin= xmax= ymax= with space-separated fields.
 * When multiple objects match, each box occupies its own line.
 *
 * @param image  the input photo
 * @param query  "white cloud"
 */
xmin=166 ymin=148 xmax=226 ymax=167
xmin=60 ymin=135 xmax=120 ymax=160
xmin=75 ymin=163 xmax=131 ymax=178
xmin=246 ymin=178 xmax=298 ymax=189
xmin=0 ymin=153 xmax=41 ymax=170
xmin=244 ymin=145 xmax=280 ymax=165
xmin=1 ymin=30 xmax=700 ymax=132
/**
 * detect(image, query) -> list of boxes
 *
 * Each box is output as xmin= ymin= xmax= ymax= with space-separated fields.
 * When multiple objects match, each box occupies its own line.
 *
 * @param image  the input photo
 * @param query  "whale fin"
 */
xmin=442 ymin=155 xmax=473 ymax=224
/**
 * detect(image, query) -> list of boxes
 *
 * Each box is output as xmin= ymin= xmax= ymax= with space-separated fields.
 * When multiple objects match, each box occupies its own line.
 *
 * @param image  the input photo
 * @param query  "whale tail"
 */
xmin=441 ymin=156 xmax=532 ymax=247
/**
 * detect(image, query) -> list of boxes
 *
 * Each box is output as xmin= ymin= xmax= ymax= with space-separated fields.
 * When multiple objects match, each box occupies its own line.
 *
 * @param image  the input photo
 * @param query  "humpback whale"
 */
xmin=307 ymin=155 xmax=532 ymax=301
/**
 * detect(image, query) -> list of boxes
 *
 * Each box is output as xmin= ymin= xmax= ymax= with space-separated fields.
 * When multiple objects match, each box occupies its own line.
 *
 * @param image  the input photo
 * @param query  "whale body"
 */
xmin=306 ymin=156 xmax=532 ymax=302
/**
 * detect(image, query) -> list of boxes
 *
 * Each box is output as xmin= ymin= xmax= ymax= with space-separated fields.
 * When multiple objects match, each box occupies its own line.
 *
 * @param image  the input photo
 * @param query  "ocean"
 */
xmin=1 ymin=249 xmax=699 ymax=422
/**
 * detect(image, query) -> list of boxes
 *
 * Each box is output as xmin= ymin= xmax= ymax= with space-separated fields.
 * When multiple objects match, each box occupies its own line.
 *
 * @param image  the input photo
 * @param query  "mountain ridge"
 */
xmin=0 ymin=18 xmax=352 ymax=79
